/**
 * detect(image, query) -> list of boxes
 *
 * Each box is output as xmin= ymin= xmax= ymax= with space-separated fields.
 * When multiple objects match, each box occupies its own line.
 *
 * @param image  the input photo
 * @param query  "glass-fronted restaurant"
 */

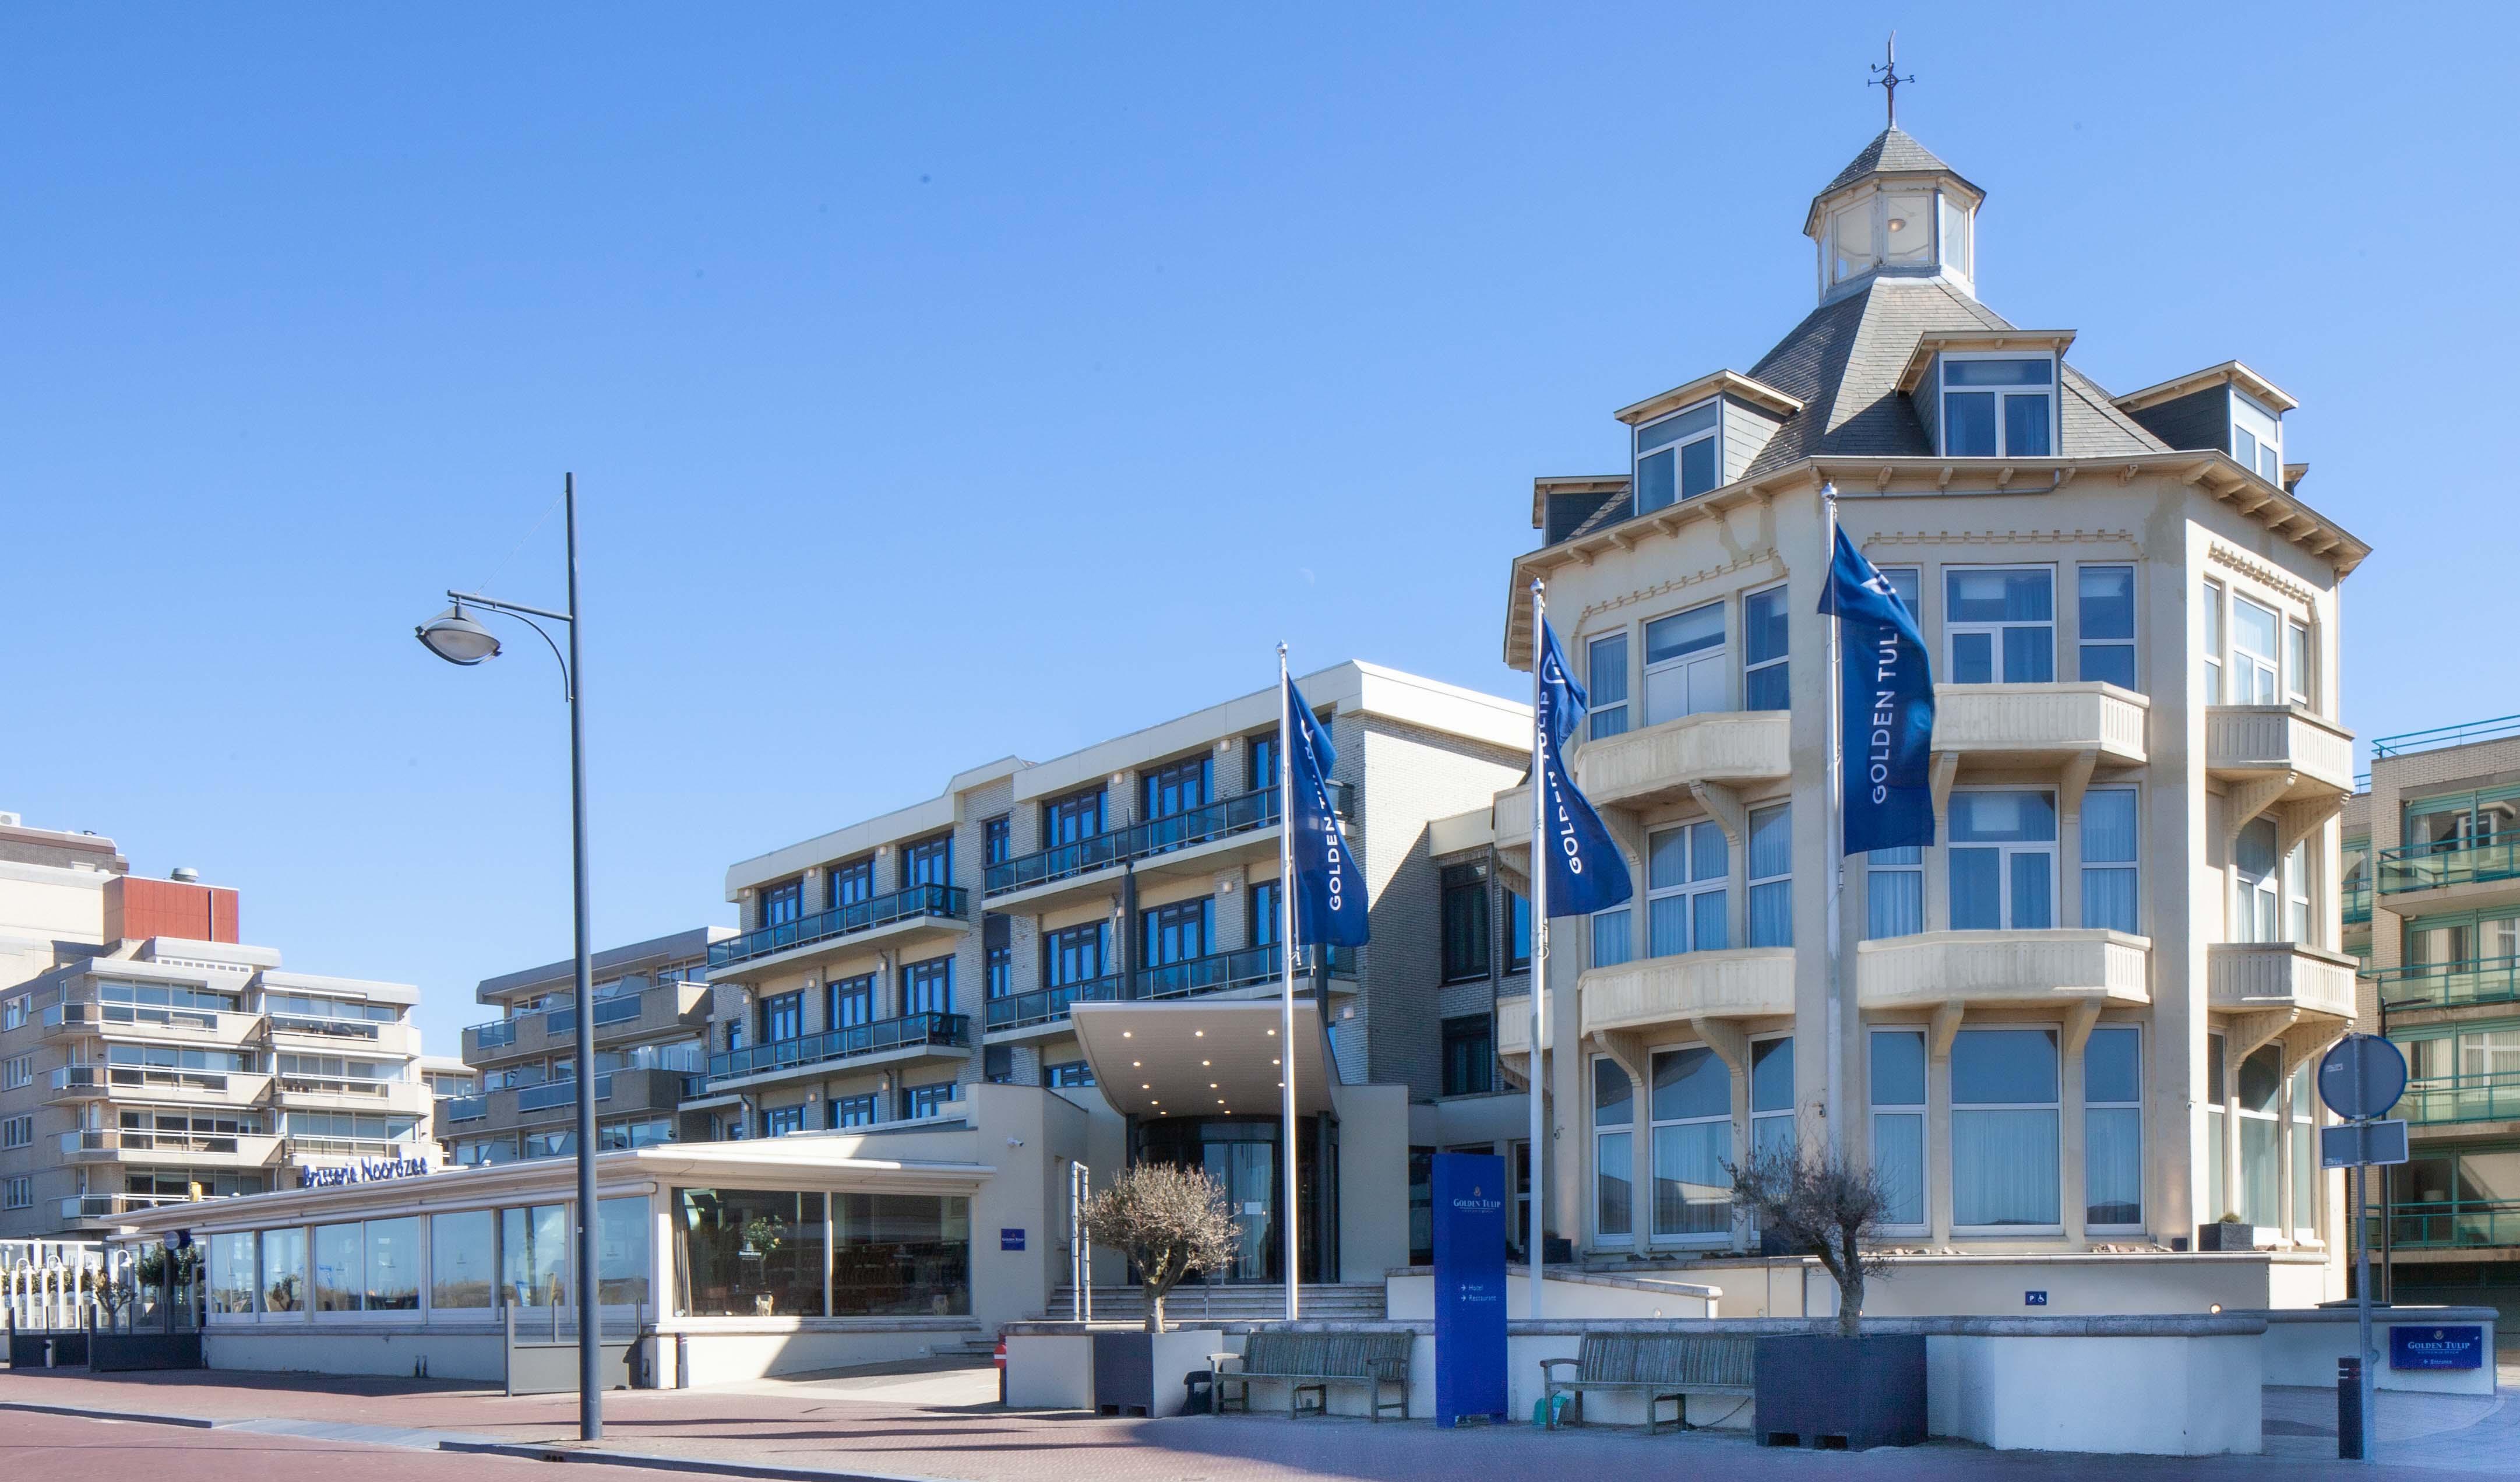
xmin=110 ymin=1138 xmax=995 ymax=1385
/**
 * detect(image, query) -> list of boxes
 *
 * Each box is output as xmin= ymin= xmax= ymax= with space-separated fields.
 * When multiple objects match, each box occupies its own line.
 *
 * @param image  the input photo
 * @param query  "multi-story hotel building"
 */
xmin=0 ymin=814 xmax=433 ymax=1238
xmin=693 ymin=661 xmax=1528 ymax=1282
xmin=439 ymin=926 xmax=729 ymax=1167
xmin=1482 ymin=124 xmax=2369 ymax=1298
xmin=2345 ymin=716 xmax=2520 ymax=1326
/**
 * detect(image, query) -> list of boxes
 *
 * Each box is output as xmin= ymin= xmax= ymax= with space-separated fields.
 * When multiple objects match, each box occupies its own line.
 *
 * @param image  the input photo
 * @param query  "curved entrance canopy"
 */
xmin=1069 ymin=997 xmax=1336 ymax=1118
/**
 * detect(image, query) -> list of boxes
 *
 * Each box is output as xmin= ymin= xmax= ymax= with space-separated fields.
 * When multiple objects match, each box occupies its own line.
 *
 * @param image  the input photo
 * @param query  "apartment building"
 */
xmin=0 ymin=815 xmax=432 ymax=1238
xmin=439 ymin=926 xmax=730 ymax=1167
xmin=697 ymin=661 xmax=1528 ymax=1282
xmin=1477 ymin=125 xmax=2368 ymax=1303
xmin=2346 ymin=716 xmax=2520 ymax=1325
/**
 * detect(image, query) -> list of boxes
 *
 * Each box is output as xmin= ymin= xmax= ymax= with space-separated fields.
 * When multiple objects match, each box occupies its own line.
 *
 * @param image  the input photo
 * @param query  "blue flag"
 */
xmin=1285 ymin=677 xmax=1369 ymax=948
xmin=1535 ymin=620 xmax=1634 ymax=917
xmin=1819 ymin=524 xmax=1936 ymax=855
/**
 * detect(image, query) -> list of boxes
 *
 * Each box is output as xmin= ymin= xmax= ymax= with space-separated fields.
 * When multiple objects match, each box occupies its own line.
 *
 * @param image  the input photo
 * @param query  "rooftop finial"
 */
xmin=1868 ymin=33 xmax=1913 ymax=129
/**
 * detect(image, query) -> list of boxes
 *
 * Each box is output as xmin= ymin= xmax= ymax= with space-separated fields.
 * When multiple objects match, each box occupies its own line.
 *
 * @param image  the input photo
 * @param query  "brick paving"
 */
xmin=1 ymin=1363 xmax=2513 ymax=1480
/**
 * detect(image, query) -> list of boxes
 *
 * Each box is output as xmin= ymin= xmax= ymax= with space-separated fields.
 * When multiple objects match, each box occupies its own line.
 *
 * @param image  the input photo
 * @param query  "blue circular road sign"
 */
xmin=2318 ymin=1034 xmax=2408 ymax=1121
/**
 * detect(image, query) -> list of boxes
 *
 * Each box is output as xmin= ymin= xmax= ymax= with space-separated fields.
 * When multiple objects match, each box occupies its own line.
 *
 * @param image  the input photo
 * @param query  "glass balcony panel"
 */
xmin=708 ymin=885 xmax=971 ymax=969
xmin=706 ymin=1013 xmax=969 ymax=1083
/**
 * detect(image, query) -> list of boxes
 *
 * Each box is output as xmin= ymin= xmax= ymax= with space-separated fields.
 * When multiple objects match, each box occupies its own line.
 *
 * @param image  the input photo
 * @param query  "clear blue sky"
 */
xmin=5 ymin=4 xmax=2512 ymax=1057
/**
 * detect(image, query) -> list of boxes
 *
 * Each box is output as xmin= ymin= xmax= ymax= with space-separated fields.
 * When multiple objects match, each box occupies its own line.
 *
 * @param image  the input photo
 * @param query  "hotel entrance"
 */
xmin=1135 ymin=1114 xmax=1338 ymax=1283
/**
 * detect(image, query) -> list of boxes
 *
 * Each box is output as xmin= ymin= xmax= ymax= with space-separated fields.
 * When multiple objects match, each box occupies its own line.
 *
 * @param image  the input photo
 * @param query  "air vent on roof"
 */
xmin=171 ymin=867 xmax=200 ymax=883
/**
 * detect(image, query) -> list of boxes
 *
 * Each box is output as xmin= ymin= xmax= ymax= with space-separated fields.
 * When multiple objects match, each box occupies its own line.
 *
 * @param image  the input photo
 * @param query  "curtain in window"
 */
xmin=1749 ymin=806 xmax=1792 ymax=947
xmin=2240 ymin=1117 xmax=2280 ymax=1226
xmin=2206 ymin=1107 xmax=2228 ymax=1220
xmin=1951 ymin=850 xmax=2001 ymax=929
xmin=1872 ymin=1113 xmax=1924 ymax=1226
xmin=2085 ymin=1107 xmax=2141 ymax=1226
xmin=1750 ymin=883 xmax=1792 ymax=949
xmin=1596 ymin=1131 xmax=1633 ymax=1237
xmin=2292 ymin=1119 xmax=2318 ymax=1231
xmin=1591 ymin=909 xmax=1632 ymax=969
xmin=1652 ymin=1122 xmax=1730 ymax=1236
xmin=1951 ymin=1109 xmax=2061 ymax=1225
xmin=1867 ymin=848 xmax=1923 ymax=938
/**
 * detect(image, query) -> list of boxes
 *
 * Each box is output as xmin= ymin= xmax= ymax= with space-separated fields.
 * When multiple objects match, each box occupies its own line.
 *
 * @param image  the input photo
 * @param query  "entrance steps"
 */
xmin=1042 ymin=1282 xmax=1387 ymax=1325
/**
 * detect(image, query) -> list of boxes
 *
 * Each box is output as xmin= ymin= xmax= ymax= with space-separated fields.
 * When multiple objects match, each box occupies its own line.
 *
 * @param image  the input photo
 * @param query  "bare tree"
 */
xmin=1079 ymin=1163 xmax=1241 ymax=1333
xmin=1728 ymin=1143 xmax=1895 ymax=1338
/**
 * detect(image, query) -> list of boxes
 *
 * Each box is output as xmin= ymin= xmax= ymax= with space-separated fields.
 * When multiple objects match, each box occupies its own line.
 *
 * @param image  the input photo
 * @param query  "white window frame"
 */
xmin=1592 ymin=1055 xmax=1636 ymax=1247
xmin=1825 ymin=184 xmax=1951 ymax=287
xmin=1742 ymin=583 xmax=1790 ymax=711
xmin=2232 ymin=391 xmax=2283 ymax=484
xmin=2230 ymin=593 xmax=2282 ymax=705
xmin=1647 ymin=1042 xmax=1733 ymax=1246
xmin=1584 ymin=632 xmax=1630 ymax=742
xmin=2288 ymin=1062 xmax=2321 ymax=1243
xmin=1749 ymin=1033 xmax=1796 ymax=1161
xmin=3 ymin=1176 xmax=27 ymax=1210
xmin=1631 ymin=399 xmax=1721 ymax=513
xmin=2075 ymin=563 xmax=2137 ymax=690
xmin=2234 ymin=1043 xmax=2285 ymax=1228
xmin=2 ymin=1055 xmax=27 ymax=1090
xmin=1589 ymin=905 xmax=1633 ymax=970
xmin=2285 ymin=840 xmax=2313 ymax=945
xmin=1645 ymin=820 xmax=1728 ymax=958
xmin=2201 ymin=579 xmax=2225 ymax=704
xmin=1869 ymin=1028 xmax=1929 ymax=1234
xmin=1641 ymin=600 xmax=1728 ymax=725
xmin=1747 ymin=803 xmax=1793 ymax=948
xmin=2285 ymin=619 xmax=2313 ymax=708
xmin=1947 ymin=788 xmax=2060 ymax=931
xmin=2234 ymin=818 xmax=2282 ymax=943
xmin=1 ymin=1114 xmax=28 ymax=1149
xmin=2079 ymin=786 xmax=2140 ymax=935
xmin=1865 ymin=844 xmax=1925 ymax=939
xmin=2083 ymin=1024 xmax=2145 ymax=1234
xmin=1937 ymin=351 xmax=2059 ymax=459
xmin=1948 ymin=1023 xmax=2066 ymax=1235
xmin=1944 ymin=564 xmax=2057 ymax=686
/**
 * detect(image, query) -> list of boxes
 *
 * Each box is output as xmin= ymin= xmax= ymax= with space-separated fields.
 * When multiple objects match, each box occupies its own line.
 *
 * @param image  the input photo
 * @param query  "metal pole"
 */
xmin=1821 ymin=485 xmax=1845 ymax=1163
xmin=2353 ymin=1151 xmax=2374 ymax=1459
xmin=1277 ymin=644 xmax=1300 ymax=1321
xmin=1527 ymin=579 xmax=1548 ymax=1321
xmin=564 ymin=473 xmax=602 ymax=1441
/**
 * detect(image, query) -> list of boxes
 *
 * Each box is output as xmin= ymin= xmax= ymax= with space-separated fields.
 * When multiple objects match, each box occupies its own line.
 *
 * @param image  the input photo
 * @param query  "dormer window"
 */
xmin=2232 ymin=393 xmax=2282 ymax=483
xmin=1634 ymin=400 xmax=1718 ymax=513
xmin=1941 ymin=356 xmax=2054 ymax=457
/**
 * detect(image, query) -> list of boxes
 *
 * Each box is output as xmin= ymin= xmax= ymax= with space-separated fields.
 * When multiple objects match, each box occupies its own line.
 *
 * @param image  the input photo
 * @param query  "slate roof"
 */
xmin=1817 ymin=126 xmax=1977 ymax=199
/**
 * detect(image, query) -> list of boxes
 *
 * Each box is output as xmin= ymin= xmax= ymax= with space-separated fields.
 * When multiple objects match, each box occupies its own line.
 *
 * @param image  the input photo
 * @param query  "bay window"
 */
xmin=2077 ymin=564 xmax=2136 ymax=689
xmin=2232 ymin=595 xmax=2281 ymax=704
xmin=1946 ymin=567 xmax=2055 ymax=684
xmin=1743 ymin=585 xmax=1789 ymax=709
xmin=2286 ymin=620 xmax=2313 ymax=707
xmin=1949 ymin=790 xmax=2057 ymax=930
xmin=1643 ymin=602 xmax=1726 ymax=723
xmin=2201 ymin=579 xmax=2225 ymax=703
xmin=1865 ymin=845 xmax=1925 ymax=939
xmin=1586 ymin=633 xmax=1630 ymax=741
xmin=2080 ymin=787 xmax=2140 ymax=934
xmin=1647 ymin=821 xmax=1728 ymax=957
xmin=2235 ymin=818 xmax=2281 ymax=942
xmin=1650 ymin=1046 xmax=1731 ymax=1240
xmin=2290 ymin=1064 xmax=2319 ymax=1238
xmin=1747 ymin=804 xmax=1793 ymax=947
xmin=1870 ymin=1030 xmax=1927 ymax=1230
xmin=1750 ymin=1036 xmax=1795 ymax=1160
xmin=1950 ymin=1027 xmax=2061 ymax=1228
xmin=2084 ymin=1026 xmax=2142 ymax=1230
xmin=2237 ymin=1046 xmax=2282 ymax=1227
xmin=1594 ymin=1058 xmax=1634 ymax=1243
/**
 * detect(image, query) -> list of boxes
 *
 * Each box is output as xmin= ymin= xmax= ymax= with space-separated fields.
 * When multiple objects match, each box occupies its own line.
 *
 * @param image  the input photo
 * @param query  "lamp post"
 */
xmin=415 ymin=472 xmax=602 ymax=1442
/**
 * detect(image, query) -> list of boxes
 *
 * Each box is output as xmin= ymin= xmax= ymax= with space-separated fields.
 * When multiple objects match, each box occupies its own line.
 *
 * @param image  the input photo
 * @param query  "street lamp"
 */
xmin=414 ymin=473 xmax=603 ymax=1442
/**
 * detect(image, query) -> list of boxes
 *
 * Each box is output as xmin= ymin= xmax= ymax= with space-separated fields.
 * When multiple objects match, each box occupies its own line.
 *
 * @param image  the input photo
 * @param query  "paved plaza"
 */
xmin=2 ymin=1361 xmax=2515 ymax=1481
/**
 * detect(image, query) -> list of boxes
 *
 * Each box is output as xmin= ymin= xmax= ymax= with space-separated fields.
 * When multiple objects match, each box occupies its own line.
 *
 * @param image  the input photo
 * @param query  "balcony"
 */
xmin=706 ymin=884 xmax=971 ymax=979
xmin=464 ymin=979 xmax=712 ymax=1061
xmin=1572 ymin=712 xmax=1792 ymax=812
xmin=58 ymin=1129 xmax=280 ymax=1165
xmin=1856 ymin=929 xmax=2151 ymax=1012
xmin=2380 ymin=838 xmax=2520 ymax=905
xmin=2400 ymin=1073 xmax=2520 ymax=1129
xmin=517 ymin=1073 xmax=613 ymax=1113
xmin=2367 ymin=958 xmax=2520 ymax=1015
xmin=2205 ymin=705 xmax=2356 ymax=798
xmin=706 ymin=1011 xmax=970 ymax=1088
xmin=442 ymin=1093 xmax=489 ymax=1124
xmin=59 ymin=1192 xmax=197 ymax=1225
xmin=1496 ymin=999 xmax=1549 ymax=1070
xmin=41 ymin=1001 xmax=260 ymax=1048
xmin=986 ymin=975 xmax=1125 ymax=1033
xmin=2375 ymin=1202 xmax=2520 ymax=1251
xmin=2344 ymin=882 xmax=2371 ymax=927
xmin=48 ymin=1065 xmax=271 ymax=1107
xmin=267 ymin=1013 xmax=421 ymax=1057
xmin=2205 ymin=942 xmax=2358 ymax=1020
xmin=984 ymin=786 xmax=1341 ymax=905
xmin=1931 ymin=682 xmax=2148 ymax=767
xmin=1578 ymin=948 xmax=1795 ymax=1037
xmin=283 ymin=1136 xmax=430 ymax=1163
xmin=272 ymin=1074 xmax=433 ymax=1114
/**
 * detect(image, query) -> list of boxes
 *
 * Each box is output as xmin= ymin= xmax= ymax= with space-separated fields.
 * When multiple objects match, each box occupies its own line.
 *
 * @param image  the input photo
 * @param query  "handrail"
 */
xmin=985 ymin=786 xmax=1318 ymax=897
xmin=2371 ymin=713 xmax=2520 ymax=759
xmin=986 ymin=976 xmax=1125 ymax=1031
xmin=60 ymin=1129 xmax=255 ymax=1156
xmin=2378 ymin=836 xmax=2520 ymax=895
xmin=52 ymin=1065 xmax=238 ymax=1094
xmin=467 ymin=985 xmax=660 ymax=1045
xmin=2400 ymin=1073 xmax=2520 ymax=1126
xmin=2367 ymin=957 xmax=2520 ymax=1012
xmin=2342 ymin=882 xmax=2371 ymax=925
xmin=707 ymin=1012 xmax=968 ymax=1083
xmin=517 ymin=1073 xmax=614 ymax=1112
xmin=443 ymin=1094 xmax=489 ymax=1122
xmin=43 ymin=1002 xmax=228 ymax=1034
xmin=708 ymin=884 xmax=970 ymax=969
xmin=269 ymin=1013 xmax=385 ymax=1040
xmin=2369 ymin=1200 xmax=2520 ymax=1249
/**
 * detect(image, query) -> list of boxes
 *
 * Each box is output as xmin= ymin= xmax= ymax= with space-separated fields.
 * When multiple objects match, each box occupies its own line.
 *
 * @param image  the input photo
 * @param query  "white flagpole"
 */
xmin=1277 ymin=643 xmax=1301 ymax=1322
xmin=1527 ymin=579 xmax=1549 ymax=1320
xmin=1822 ymin=484 xmax=1846 ymax=1164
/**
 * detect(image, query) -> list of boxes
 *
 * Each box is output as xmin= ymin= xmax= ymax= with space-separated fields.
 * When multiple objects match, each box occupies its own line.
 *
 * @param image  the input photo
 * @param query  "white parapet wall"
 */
xmin=2254 ymin=1307 xmax=2500 ymax=1396
xmin=1384 ymin=1266 xmax=1717 ymax=1321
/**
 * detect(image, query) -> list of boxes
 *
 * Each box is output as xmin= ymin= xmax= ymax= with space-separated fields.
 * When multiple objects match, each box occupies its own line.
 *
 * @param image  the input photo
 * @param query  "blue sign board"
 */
xmin=1000 ymin=1228 xmax=1025 ymax=1252
xmin=2024 ymin=1290 xmax=2048 ymax=1307
xmin=2390 ymin=1324 xmax=2484 ymax=1371
xmin=1432 ymin=1152 xmax=1509 ymax=1427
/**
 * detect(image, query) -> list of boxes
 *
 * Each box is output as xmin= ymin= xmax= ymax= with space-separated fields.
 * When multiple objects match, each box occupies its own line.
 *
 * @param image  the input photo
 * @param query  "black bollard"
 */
xmin=2337 ymin=1356 xmax=2364 ymax=1460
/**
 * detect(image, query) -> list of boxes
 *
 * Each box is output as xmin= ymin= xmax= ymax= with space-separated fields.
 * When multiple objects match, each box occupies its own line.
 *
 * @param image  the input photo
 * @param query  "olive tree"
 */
xmin=1728 ymin=1144 xmax=1895 ymax=1338
xmin=1079 ymin=1163 xmax=1240 ymax=1333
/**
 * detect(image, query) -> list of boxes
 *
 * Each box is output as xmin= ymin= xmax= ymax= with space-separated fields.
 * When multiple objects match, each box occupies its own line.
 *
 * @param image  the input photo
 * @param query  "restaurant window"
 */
xmin=1648 ymin=1046 xmax=1730 ymax=1240
xmin=503 ymin=1203 xmax=570 ymax=1309
xmin=1951 ymin=1029 xmax=2061 ymax=1228
xmin=675 ymin=1188 xmax=826 ymax=1318
xmin=312 ymin=1222 xmax=362 ymax=1312
xmin=1441 ymin=864 xmax=1492 ymax=982
xmin=833 ymin=1193 xmax=971 ymax=1315
xmin=598 ymin=1196 xmax=651 ymax=1307
xmin=208 ymin=1231 xmax=258 ymax=1315
xmin=260 ymin=1225 xmax=306 ymax=1314
xmin=365 ymin=1216 xmax=421 ymax=1311
xmin=2085 ymin=1026 xmax=2142 ymax=1229
xmin=430 ymin=1211 xmax=495 ymax=1311
xmin=1594 ymin=1057 xmax=1634 ymax=1243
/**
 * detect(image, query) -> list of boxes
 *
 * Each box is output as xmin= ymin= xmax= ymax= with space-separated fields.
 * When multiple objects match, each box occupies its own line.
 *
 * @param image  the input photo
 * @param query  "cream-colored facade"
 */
xmin=1482 ymin=126 xmax=2368 ymax=1290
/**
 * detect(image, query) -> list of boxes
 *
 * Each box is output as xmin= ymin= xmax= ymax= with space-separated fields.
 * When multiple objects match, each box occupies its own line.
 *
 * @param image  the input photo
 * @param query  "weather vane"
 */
xmin=1869 ymin=33 xmax=1913 ymax=129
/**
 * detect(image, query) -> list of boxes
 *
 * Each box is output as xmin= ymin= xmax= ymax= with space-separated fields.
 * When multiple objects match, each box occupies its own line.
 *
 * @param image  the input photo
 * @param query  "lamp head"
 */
xmin=415 ymin=603 xmax=502 ymax=666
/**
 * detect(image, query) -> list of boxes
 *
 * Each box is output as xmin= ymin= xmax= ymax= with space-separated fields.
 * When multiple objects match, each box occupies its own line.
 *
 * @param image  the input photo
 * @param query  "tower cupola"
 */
xmin=1802 ymin=126 xmax=1983 ymax=302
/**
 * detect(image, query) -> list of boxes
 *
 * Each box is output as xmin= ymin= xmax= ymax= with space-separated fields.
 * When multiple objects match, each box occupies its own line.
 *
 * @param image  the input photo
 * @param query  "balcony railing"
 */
xmin=52 ymin=1065 xmax=234 ymax=1096
xmin=473 ymin=1018 xmax=520 ymax=1050
xmin=517 ymin=1073 xmax=614 ymax=1113
xmin=679 ymin=1072 xmax=711 ymax=1100
xmin=443 ymin=1094 xmax=489 ymax=1123
xmin=2369 ymin=958 xmax=2520 ymax=1013
xmin=2343 ymin=882 xmax=2371 ymax=925
xmin=43 ymin=1002 xmax=227 ymax=1036
xmin=707 ymin=1012 xmax=968 ymax=1084
xmin=276 ymin=1073 xmax=405 ymax=1101
xmin=982 ymin=944 xmax=1358 ymax=1031
xmin=986 ymin=976 xmax=1126 ymax=1032
xmin=709 ymin=884 xmax=971 ymax=970
xmin=2369 ymin=1202 xmax=2520 ymax=1250
xmin=267 ymin=1013 xmax=385 ymax=1041
xmin=984 ymin=785 xmax=1344 ymax=897
xmin=60 ymin=1129 xmax=255 ymax=1157
xmin=59 ymin=1193 xmax=193 ymax=1221
xmin=2379 ymin=837 xmax=2520 ymax=895
xmin=2400 ymin=1073 xmax=2520 ymax=1127
xmin=284 ymin=1136 xmax=425 ymax=1159
xmin=1139 ymin=944 xmax=1288 ymax=1001
xmin=545 ymin=994 xmax=647 ymax=1037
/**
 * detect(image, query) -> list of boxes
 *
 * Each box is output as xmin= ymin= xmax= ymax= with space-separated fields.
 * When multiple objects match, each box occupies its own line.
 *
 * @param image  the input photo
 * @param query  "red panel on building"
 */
xmin=103 ymin=876 xmax=241 ymax=944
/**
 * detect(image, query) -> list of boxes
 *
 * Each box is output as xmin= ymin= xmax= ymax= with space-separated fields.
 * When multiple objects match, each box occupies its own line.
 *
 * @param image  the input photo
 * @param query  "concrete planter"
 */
xmin=1091 ymin=1328 xmax=1226 ymax=1417
xmin=2195 ymin=1222 xmax=2270 ymax=1252
xmin=1754 ymin=1333 xmax=1927 ymax=1450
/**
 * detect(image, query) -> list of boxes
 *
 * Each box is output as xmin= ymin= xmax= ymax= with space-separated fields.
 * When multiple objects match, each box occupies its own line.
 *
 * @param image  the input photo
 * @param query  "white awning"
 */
xmin=1069 ymin=997 xmax=1335 ymax=1118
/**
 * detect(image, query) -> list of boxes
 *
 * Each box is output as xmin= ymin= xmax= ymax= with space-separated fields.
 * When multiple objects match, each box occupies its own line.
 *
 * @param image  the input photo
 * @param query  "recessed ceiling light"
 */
xmin=1141 ymin=1084 xmax=1150 ymax=1090
xmin=1194 ymin=1030 xmax=1204 ymax=1038
xmin=1266 ymin=1029 xmax=1277 ymax=1037
xmin=1132 ymin=1061 xmax=1141 ymax=1068
xmin=1209 ymin=1083 xmax=1218 ymax=1089
xmin=1201 ymin=1060 xmax=1210 ymax=1067
xmin=1122 ymin=1031 xmax=1132 ymax=1039
xmin=1272 ymin=1058 xmax=1281 ymax=1066
xmin=1217 ymin=1099 xmax=1225 ymax=1104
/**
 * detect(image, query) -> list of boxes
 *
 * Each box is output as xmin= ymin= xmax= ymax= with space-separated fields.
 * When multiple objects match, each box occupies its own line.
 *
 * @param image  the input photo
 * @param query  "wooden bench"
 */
xmin=1210 ymin=1331 xmax=1411 ymax=1421
xmin=1539 ymin=1333 xmax=1754 ymax=1433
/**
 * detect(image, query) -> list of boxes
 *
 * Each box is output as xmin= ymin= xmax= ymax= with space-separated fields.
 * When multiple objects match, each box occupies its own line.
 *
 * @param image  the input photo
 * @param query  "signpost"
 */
xmin=1431 ymin=1152 xmax=1508 ymax=1428
xmin=2318 ymin=1033 xmax=2410 ymax=1463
